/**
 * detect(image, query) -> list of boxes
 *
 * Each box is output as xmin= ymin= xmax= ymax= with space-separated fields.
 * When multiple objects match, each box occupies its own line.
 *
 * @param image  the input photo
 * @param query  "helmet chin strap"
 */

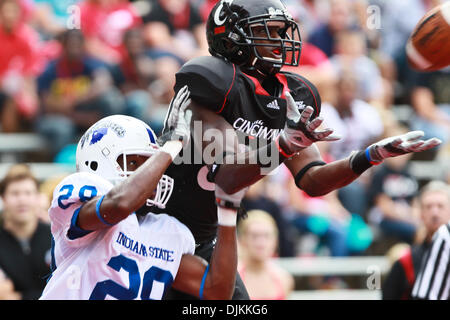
xmin=135 ymin=204 xmax=150 ymax=217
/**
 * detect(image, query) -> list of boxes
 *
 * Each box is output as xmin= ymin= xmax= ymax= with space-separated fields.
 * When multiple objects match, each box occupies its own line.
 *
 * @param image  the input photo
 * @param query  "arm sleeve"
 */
xmin=412 ymin=224 xmax=450 ymax=300
xmin=48 ymin=172 xmax=114 ymax=247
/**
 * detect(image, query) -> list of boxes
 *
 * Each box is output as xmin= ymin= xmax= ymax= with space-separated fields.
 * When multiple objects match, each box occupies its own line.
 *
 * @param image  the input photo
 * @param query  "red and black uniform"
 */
xmin=156 ymin=55 xmax=321 ymax=299
xmin=157 ymin=55 xmax=321 ymax=243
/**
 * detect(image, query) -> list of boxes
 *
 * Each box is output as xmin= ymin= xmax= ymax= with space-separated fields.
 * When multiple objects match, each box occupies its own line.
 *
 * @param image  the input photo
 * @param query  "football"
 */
xmin=406 ymin=2 xmax=450 ymax=71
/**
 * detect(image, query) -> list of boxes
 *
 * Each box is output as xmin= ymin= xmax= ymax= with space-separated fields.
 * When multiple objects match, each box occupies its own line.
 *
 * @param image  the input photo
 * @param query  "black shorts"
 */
xmin=163 ymin=239 xmax=250 ymax=300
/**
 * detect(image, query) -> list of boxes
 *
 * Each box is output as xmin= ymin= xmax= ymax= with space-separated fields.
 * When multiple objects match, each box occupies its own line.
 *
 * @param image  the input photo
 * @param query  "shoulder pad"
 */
xmin=175 ymin=56 xmax=237 ymax=113
xmin=51 ymin=172 xmax=113 ymax=213
xmin=283 ymin=71 xmax=322 ymax=118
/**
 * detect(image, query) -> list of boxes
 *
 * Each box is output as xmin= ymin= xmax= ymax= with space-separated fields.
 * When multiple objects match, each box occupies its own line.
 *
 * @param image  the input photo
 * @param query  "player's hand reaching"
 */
xmin=159 ymin=85 xmax=193 ymax=149
xmin=277 ymin=91 xmax=340 ymax=156
xmin=366 ymin=130 xmax=442 ymax=163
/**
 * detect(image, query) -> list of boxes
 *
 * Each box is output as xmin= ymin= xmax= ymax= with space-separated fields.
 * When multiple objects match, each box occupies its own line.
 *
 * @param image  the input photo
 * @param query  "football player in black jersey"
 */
xmin=158 ymin=0 xmax=442 ymax=300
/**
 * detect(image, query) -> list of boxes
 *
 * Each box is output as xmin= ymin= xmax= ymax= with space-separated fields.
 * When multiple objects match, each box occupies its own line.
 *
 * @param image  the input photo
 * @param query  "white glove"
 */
xmin=278 ymin=91 xmax=340 ymax=156
xmin=160 ymin=85 xmax=192 ymax=148
xmin=367 ymin=130 xmax=442 ymax=163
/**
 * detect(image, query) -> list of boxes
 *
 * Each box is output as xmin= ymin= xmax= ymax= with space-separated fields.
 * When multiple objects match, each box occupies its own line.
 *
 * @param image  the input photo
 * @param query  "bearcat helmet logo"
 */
xmin=214 ymin=0 xmax=234 ymax=26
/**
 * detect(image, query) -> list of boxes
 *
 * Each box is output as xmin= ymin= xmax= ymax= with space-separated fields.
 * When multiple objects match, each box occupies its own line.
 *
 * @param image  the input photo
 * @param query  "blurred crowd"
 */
xmin=0 ymin=0 xmax=450 ymax=299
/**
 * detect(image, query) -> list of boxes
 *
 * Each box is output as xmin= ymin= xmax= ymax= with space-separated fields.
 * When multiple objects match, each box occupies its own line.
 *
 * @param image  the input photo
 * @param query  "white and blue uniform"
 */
xmin=40 ymin=172 xmax=195 ymax=300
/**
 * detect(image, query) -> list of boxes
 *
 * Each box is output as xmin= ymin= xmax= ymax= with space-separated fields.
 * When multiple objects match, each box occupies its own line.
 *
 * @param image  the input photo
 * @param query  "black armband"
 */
xmin=215 ymin=198 xmax=241 ymax=210
xmin=294 ymin=161 xmax=326 ymax=189
xmin=349 ymin=150 xmax=373 ymax=175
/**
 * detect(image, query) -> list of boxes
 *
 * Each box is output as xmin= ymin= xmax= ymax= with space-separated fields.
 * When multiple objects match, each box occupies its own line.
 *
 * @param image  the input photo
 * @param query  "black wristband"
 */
xmin=215 ymin=198 xmax=241 ymax=210
xmin=294 ymin=161 xmax=326 ymax=188
xmin=349 ymin=150 xmax=373 ymax=175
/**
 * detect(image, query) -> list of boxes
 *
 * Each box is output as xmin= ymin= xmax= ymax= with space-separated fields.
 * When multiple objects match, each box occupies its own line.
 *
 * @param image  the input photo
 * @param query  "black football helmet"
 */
xmin=206 ymin=0 xmax=302 ymax=75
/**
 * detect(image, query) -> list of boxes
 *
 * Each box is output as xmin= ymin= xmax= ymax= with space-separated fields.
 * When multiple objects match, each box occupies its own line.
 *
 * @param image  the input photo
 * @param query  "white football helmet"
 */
xmin=76 ymin=115 xmax=174 ymax=209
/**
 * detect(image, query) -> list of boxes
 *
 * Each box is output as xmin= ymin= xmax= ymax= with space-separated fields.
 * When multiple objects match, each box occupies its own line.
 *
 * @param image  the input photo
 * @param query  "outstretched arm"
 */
xmin=285 ymin=130 xmax=442 ymax=197
xmin=182 ymin=91 xmax=338 ymax=194
xmin=171 ymin=222 xmax=237 ymax=300
xmin=284 ymin=145 xmax=359 ymax=197
xmin=77 ymin=86 xmax=192 ymax=231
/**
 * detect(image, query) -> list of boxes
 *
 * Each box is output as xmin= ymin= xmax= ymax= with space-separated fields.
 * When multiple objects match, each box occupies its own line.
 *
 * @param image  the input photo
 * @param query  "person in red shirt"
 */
xmin=282 ymin=22 xmax=337 ymax=104
xmin=36 ymin=29 xmax=126 ymax=157
xmin=79 ymin=0 xmax=142 ymax=64
xmin=142 ymin=0 xmax=208 ymax=61
xmin=199 ymin=0 xmax=218 ymax=22
xmin=0 ymin=0 xmax=44 ymax=132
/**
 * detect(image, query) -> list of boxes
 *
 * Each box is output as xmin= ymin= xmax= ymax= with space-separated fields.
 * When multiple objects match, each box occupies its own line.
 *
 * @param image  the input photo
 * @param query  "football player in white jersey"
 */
xmin=40 ymin=86 xmax=243 ymax=300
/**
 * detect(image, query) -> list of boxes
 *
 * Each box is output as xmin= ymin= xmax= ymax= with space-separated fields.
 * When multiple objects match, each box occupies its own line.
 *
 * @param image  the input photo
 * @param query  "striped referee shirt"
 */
xmin=412 ymin=222 xmax=450 ymax=300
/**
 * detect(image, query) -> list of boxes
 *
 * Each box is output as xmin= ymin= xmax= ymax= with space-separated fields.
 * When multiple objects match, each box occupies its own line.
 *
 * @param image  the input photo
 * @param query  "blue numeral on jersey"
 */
xmin=90 ymin=255 xmax=141 ymax=300
xmin=57 ymin=185 xmax=74 ymax=209
xmin=57 ymin=185 xmax=98 ymax=209
xmin=141 ymin=266 xmax=173 ymax=300
xmin=79 ymin=185 xmax=97 ymax=202
xmin=89 ymin=255 xmax=174 ymax=300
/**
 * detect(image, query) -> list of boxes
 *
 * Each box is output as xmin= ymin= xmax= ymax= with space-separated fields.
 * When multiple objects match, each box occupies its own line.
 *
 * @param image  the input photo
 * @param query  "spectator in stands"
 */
xmin=377 ymin=0 xmax=450 ymax=146
xmin=0 ymin=0 xmax=43 ymax=132
xmin=0 ymin=165 xmax=52 ymax=300
xmin=79 ymin=0 xmax=142 ymax=64
xmin=198 ymin=0 xmax=217 ymax=23
xmin=36 ymin=174 xmax=67 ymax=225
xmin=36 ymin=29 xmax=125 ymax=157
xmin=112 ymin=27 xmax=155 ymax=121
xmin=30 ymin=0 xmax=80 ymax=39
xmin=379 ymin=0 xmax=442 ymax=107
xmin=238 ymin=210 xmax=294 ymax=300
xmin=112 ymin=27 xmax=183 ymax=133
xmin=142 ymin=0 xmax=208 ymax=61
xmin=321 ymin=71 xmax=384 ymax=216
xmin=378 ymin=0 xmax=449 ymax=156
xmin=382 ymin=180 xmax=450 ymax=299
xmin=286 ymin=170 xmax=354 ymax=257
xmin=282 ymin=13 xmax=337 ymax=104
xmin=242 ymin=179 xmax=296 ymax=258
xmin=330 ymin=30 xmax=384 ymax=105
xmin=380 ymin=0 xmax=438 ymax=68
xmin=272 ymin=140 xmax=367 ymax=257
xmin=409 ymin=69 xmax=450 ymax=145
xmin=307 ymin=0 xmax=357 ymax=57
xmin=321 ymin=72 xmax=384 ymax=161
xmin=0 ymin=268 xmax=21 ymax=300
xmin=284 ymin=0 xmax=330 ymax=37
xmin=367 ymin=133 xmax=421 ymax=245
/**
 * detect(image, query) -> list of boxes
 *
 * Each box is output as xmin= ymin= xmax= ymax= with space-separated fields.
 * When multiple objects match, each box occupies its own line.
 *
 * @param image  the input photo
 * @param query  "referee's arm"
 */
xmin=412 ymin=222 xmax=450 ymax=300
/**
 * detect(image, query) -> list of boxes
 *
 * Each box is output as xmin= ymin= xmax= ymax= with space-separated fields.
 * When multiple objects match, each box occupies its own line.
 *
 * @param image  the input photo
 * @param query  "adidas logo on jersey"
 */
xmin=266 ymin=100 xmax=280 ymax=110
